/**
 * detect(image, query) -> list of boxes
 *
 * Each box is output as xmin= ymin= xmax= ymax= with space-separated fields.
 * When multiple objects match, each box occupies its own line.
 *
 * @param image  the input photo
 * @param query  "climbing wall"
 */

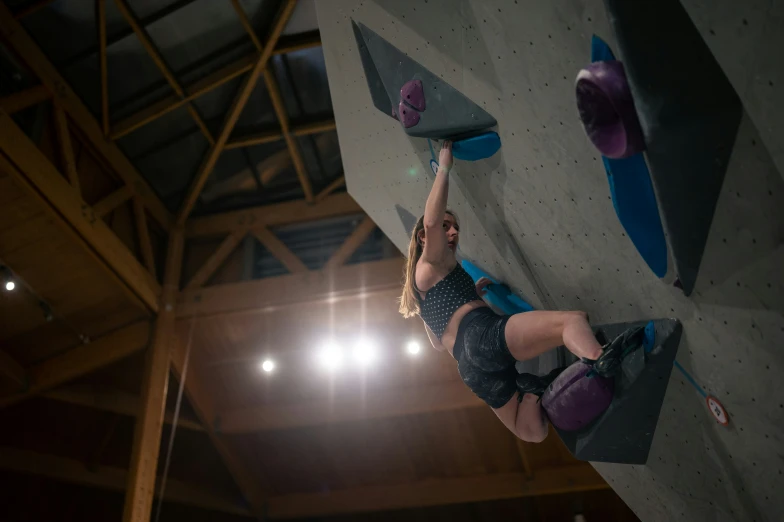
xmin=316 ymin=1 xmax=784 ymax=521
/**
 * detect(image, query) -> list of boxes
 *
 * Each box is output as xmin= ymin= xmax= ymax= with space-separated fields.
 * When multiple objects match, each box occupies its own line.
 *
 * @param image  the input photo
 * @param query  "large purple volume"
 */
xmin=541 ymin=361 xmax=614 ymax=431
xmin=576 ymin=60 xmax=645 ymax=159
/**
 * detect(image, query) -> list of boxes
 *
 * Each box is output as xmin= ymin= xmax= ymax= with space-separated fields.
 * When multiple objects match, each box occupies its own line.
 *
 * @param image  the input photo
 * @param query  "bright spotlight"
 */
xmin=260 ymin=359 xmax=275 ymax=373
xmin=4 ymin=281 xmax=15 ymax=291
xmin=352 ymin=338 xmax=377 ymax=366
xmin=318 ymin=342 xmax=343 ymax=370
xmin=406 ymin=341 xmax=421 ymax=355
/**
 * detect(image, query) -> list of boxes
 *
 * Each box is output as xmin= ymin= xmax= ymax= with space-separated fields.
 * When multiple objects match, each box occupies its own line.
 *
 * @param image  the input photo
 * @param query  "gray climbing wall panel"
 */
xmin=316 ymin=1 xmax=784 ymax=521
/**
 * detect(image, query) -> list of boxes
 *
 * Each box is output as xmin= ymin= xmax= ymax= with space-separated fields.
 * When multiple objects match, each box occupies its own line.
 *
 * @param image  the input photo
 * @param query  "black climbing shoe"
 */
xmin=516 ymin=366 xmax=567 ymax=400
xmin=588 ymin=325 xmax=646 ymax=378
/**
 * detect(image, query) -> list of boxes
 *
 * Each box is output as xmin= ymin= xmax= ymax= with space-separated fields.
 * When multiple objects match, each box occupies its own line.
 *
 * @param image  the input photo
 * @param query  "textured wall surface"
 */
xmin=316 ymin=1 xmax=784 ymax=521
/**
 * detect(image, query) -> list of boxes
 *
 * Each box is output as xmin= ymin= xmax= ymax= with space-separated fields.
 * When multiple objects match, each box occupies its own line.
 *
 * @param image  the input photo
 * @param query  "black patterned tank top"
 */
xmin=416 ymin=263 xmax=482 ymax=340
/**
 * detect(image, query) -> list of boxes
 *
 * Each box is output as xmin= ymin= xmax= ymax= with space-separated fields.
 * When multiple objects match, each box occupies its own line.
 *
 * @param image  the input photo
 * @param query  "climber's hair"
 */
xmin=398 ymin=210 xmax=458 ymax=318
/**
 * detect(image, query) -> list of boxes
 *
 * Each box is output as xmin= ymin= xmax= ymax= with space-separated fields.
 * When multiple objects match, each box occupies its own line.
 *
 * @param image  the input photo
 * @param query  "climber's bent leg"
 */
xmin=504 ymin=311 xmax=603 ymax=362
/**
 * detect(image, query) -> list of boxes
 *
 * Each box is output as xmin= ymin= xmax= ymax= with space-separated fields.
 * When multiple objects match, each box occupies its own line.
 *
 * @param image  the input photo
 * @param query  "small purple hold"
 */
xmin=398 ymin=100 xmax=420 ymax=128
xmin=400 ymin=79 xmax=425 ymax=112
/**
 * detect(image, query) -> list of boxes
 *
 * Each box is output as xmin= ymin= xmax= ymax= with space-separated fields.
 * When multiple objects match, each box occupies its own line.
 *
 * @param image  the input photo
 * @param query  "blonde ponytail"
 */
xmin=398 ymin=210 xmax=457 ymax=318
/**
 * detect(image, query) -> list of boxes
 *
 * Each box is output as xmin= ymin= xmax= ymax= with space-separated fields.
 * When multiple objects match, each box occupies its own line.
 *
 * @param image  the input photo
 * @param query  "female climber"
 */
xmin=398 ymin=140 xmax=609 ymax=443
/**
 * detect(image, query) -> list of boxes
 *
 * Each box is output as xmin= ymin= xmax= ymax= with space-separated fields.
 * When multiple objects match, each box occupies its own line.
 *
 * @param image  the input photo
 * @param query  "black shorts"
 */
xmin=453 ymin=307 xmax=518 ymax=409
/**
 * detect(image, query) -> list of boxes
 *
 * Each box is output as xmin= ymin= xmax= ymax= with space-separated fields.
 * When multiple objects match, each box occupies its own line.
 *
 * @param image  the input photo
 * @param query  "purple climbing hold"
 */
xmin=398 ymin=100 xmax=420 ymax=128
xmin=400 ymin=79 xmax=425 ymax=112
xmin=576 ymin=60 xmax=645 ymax=159
xmin=541 ymin=360 xmax=614 ymax=431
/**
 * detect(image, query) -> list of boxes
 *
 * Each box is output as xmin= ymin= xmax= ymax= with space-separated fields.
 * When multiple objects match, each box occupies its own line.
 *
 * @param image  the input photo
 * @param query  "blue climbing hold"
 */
xmin=461 ymin=259 xmax=534 ymax=314
xmin=452 ymin=132 xmax=501 ymax=161
xmin=643 ymin=320 xmax=656 ymax=352
xmin=590 ymin=35 xmax=668 ymax=279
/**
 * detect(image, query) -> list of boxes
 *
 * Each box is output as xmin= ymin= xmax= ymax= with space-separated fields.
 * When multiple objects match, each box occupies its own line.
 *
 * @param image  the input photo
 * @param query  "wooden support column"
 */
xmin=122 ymin=230 xmax=183 ymax=522
xmin=98 ymin=0 xmax=109 ymax=136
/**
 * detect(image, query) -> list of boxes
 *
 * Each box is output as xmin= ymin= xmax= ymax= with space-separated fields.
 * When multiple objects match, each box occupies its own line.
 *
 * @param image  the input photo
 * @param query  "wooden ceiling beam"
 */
xmin=114 ymin=0 xmax=214 ymax=145
xmin=171 ymin=332 xmax=268 ymax=520
xmin=223 ymin=118 xmax=335 ymax=150
xmin=176 ymin=0 xmax=299 ymax=225
xmin=185 ymin=229 xmax=247 ymax=289
xmin=177 ymin=257 xmax=404 ymax=318
xmin=315 ymin=175 xmax=346 ymax=203
xmin=0 ymin=447 xmax=252 ymax=516
xmin=12 ymin=0 xmax=56 ymax=19
xmin=93 ymin=185 xmax=134 ymax=219
xmin=132 ymin=196 xmax=157 ymax=279
xmin=43 ymin=385 xmax=203 ymax=431
xmin=0 ymin=446 xmax=607 ymax=519
xmin=0 ymin=349 xmax=27 ymax=392
xmin=186 ymin=192 xmax=361 ymax=237
xmin=250 ymin=227 xmax=308 ymax=274
xmin=98 ymin=0 xmax=109 ymax=135
xmin=52 ymin=105 xmax=81 ymax=193
xmin=111 ymin=54 xmax=255 ymax=140
xmin=122 ymin=231 xmax=183 ymax=522
xmin=261 ymin=66 xmax=314 ymax=202
xmin=109 ymin=31 xmax=321 ymax=141
xmin=0 ymin=321 xmax=152 ymax=409
xmin=0 ymin=112 xmax=161 ymax=312
xmin=323 ymin=216 xmax=377 ymax=270
xmin=217 ymin=381 xmax=482 ymax=433
xmin=0 ymin=3 xmax=172 ymax=230
xmin=0 ymin=85 xmax=50 ymax=114
xmin=267 ymin=465 xmax=609 ymax=519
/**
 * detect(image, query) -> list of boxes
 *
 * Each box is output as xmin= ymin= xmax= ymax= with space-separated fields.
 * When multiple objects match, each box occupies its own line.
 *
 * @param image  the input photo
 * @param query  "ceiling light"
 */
xmin=260 ymin=359 xmax=275 ymax=373
xmin=318 ymin=342 xmax=343 ymax=370
xmin=4 ymin=280 xmax=15 ymax=291
xmin=406 ymin=341 xmax=421 ymax=355
xmin=352 ymin=338 xmax=377 ymax=367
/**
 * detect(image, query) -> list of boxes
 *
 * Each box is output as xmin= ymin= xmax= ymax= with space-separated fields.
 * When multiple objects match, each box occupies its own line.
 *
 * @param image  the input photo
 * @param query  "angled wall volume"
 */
xmin=352 ymin=20 xmax=496 ymax=138
xmin=604 ymin=0 xmax=743 ymax=296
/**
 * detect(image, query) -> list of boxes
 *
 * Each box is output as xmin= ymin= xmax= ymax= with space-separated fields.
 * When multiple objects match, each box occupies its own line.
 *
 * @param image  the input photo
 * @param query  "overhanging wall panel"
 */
xmin=317 ymin=1 xmax=783 ymax=521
